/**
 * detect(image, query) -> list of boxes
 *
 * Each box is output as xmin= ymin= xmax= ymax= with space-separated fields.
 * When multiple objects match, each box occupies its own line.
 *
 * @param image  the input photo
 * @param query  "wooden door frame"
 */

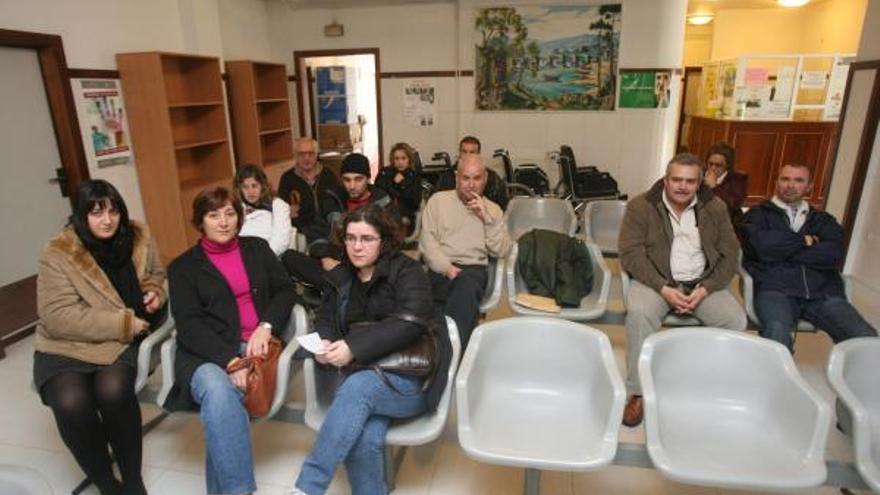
xmin=675 ymin=66 xmax=702 ymax=153
xmin=837 ymin=59 xmax=880 ymax=255
xmin=0 ymin=28 xmax=90 ymax=204
xmin=293 ymin=48 xmax=384 ymax=163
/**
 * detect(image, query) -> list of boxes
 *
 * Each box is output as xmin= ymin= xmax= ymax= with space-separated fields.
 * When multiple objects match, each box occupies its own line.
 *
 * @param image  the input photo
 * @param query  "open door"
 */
xmin=294 ymin=48 xmax=383 ymax=179
xmin=0 ymin=29 xmax=90 ymax=356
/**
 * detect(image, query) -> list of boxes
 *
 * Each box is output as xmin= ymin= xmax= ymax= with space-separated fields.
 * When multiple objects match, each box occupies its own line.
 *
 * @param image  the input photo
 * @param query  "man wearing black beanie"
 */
xmin=281 ymin=153 xmax=395 ymax=289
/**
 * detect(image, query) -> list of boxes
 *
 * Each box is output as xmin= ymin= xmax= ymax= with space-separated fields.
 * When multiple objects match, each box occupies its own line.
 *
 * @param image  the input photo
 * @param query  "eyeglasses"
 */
xmin=344 ymin=235 xmax=381 ymax=245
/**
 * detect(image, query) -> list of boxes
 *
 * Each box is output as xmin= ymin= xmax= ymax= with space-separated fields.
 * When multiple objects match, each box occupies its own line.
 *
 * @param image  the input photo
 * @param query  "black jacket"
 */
xmin=164 ymin=236 xmax=297 ymax=411
xmin=315 ymin=252 xmax=452 ymax=411
xmin=277 ymin=166 xmax=340 ymax=236
xmin=374 ymin=166 xmax=422 ymax=219
xmin=740 ymin=200 xmax=845 ymax=299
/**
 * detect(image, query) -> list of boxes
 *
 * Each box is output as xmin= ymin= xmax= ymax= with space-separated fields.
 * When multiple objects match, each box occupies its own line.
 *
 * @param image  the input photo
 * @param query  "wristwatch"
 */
xmin=259 ymin=322 xmax=273 ymax=332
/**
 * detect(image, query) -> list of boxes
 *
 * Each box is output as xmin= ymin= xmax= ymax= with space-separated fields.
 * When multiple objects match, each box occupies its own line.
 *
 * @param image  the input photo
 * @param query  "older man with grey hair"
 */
xmin=420 ymin=154 xmax=512 ymax=348
xmin=618 ymin=152 xmax=747 ymax=427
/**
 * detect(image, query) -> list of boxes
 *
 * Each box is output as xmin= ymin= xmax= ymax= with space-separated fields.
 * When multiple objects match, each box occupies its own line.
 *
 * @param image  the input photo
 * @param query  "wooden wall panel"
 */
xmin=690 ymin=116 xmax=837 ymax=208
xmin=729 ymin=129 xmax=779 ymax=203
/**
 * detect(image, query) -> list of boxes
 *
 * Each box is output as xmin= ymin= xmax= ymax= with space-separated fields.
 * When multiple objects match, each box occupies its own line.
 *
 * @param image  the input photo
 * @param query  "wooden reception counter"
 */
xmin=688 ymin=116 xmax=838 ymax=208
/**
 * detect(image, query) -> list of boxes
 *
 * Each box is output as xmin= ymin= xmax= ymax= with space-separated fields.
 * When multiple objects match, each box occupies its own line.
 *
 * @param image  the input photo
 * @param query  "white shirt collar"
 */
xmin=771 ymin=195 xmax=808 ymax=214
xmin=716 ymin=170 xmax=728 ymax=185
xmin=662 ymin=190 xmax=697 ymax=220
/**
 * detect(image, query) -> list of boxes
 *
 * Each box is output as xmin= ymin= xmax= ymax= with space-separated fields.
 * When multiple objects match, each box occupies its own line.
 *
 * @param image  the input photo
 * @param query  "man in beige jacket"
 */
xmin=420 ymin=154 xmax=512 ymax=347
xmin=618 ymin=153 xmax=746 ymax=427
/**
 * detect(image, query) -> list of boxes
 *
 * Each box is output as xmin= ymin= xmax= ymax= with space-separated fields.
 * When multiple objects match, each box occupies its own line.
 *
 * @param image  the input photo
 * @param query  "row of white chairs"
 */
xmin=457 ymin=318 xmax=880 ymax=494
xmin=76 ymin=299 xmax=877 ymax=494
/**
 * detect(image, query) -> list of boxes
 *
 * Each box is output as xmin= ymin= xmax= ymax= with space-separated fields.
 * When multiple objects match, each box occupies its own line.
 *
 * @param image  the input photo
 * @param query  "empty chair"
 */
xmin=156 ymin=304 xmax=303 ymax=421
xmin=827 ymin=337 xmax=880 ymax=493
xmin=506 ymin=241 xmax=611 ymax=321
xmin=456 ymin=317 xmax=624 ymax=487
xmin=620 ymin=271 xmax=701 ymax=326
xmin=639 ymin=328 xmax=830 ymax=490
xmin=584 ymin=200 xmax=627 ymax=255
xmin=504 ymin=197 xmax=577 ymax=241
xmin=302 ymin=316 xmax=461 ymax=487
xmin=738 ymin=260 xmax=854 ymax=332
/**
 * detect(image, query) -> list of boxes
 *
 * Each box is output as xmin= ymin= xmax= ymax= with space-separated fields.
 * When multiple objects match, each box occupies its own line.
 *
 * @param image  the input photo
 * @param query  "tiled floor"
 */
xmin=0 ymin=263 xmax=875 ymax=494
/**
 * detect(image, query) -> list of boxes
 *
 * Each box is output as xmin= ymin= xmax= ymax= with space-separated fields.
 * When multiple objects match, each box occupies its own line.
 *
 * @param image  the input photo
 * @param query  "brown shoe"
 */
xmin=622 ymin=395 xmax=643 ymax=427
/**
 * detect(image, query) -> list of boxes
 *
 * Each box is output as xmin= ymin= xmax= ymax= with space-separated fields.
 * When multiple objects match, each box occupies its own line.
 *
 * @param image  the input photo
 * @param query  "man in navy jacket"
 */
xmin=740 ymin=163 xmax=876 ymax=351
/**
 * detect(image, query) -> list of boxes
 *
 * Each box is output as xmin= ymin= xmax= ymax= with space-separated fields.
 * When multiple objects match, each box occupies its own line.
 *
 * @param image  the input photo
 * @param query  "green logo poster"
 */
xmin=619 ymin=71 xmax=670 ymax=108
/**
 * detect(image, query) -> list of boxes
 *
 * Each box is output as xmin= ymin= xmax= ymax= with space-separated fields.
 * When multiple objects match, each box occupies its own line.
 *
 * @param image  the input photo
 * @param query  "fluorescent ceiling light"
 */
xmin=687 ymin=14 xmax=714 ymax=25
xmin=779 ymin=0 xmax=809 ymax=7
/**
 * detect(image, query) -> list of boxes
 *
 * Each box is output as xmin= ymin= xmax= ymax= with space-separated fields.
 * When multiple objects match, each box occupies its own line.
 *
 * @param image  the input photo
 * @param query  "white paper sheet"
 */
xmin=296 ymin=332 xmax=327 ymax=354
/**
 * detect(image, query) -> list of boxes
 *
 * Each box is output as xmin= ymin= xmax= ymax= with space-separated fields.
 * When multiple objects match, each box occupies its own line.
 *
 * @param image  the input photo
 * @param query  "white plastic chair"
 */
xmin=620 ymin=271 xmax=702 ymax=326
xmin=506 ymin=241 xmax=611 ymax=321
xmin=827 ymin=337 xmax=880 ymax=493
xmin=156 ymin=304 xmax=303 ymax=421
xmin=456 ymin=317 xmax=624 ymax=478
xmin=479 ymin=257 xmax=504 ymax=315
xmin=738 ymin=261 xmax=854 ymax=331
xmin=639 ymin=328 xmax=830 ymax=491
xmin=30 ymin=303 xmax=174 ymax=396
xmin=0 ymin=465 xmax=53 ymax=495
xmin=583 ymin=199 xmax=627 ymax=255
xmin=301 ymin=315 xmax=461 ymax=487
xmin=504 ymin=197 xmax=577 ymax=241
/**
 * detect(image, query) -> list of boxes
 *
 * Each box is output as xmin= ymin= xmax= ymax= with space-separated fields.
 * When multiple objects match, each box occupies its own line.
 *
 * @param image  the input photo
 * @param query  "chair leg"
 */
xmin=71 ymin=477 xmax=91 ymax=495
xmin=383 ymin=445 xmax=409 ymax=493
xmin=523 ymin=468 xmax=541 ymax=495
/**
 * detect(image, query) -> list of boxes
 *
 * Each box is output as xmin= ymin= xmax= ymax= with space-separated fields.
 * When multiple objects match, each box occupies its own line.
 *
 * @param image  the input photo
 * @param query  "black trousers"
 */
xmin=429 ymin=265 xmax=487 ymax=350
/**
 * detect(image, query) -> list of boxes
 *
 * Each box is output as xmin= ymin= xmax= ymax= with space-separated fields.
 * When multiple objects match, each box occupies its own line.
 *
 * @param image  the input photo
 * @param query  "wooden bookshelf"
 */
xmin=117 ymin=52 xmax=234 ymax=264
xmin=226 ymin=60 xmax=295 ymax=188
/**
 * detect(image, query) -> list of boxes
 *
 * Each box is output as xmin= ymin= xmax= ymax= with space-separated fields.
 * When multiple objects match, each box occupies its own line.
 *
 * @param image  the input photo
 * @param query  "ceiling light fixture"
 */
xmin=687 ymin=14 xmax=714 ymax=25
xmin=778 ymin=0 xmax=809 ymax=7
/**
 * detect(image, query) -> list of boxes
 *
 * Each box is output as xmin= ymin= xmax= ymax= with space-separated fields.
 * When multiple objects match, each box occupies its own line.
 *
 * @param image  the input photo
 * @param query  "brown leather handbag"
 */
xmin=227 ymin=336 xmax=283 ymax=418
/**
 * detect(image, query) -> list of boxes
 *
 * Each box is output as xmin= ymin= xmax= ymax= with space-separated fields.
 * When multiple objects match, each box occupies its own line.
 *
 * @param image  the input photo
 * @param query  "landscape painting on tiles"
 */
xmin=475 ymin=4 xmax=621 ymax=111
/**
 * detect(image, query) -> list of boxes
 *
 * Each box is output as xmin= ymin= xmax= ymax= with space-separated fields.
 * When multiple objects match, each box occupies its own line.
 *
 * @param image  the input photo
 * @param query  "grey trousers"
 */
xmin=625 ymin=279 xmax=747 ymax=394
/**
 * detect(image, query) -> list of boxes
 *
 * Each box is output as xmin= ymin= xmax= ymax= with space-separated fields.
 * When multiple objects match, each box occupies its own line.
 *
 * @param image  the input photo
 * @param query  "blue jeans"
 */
xmin=755 ymin=290 xmax=877 ymax=351
xmin=295 ymin=370 xmax=427 ymax=495
xmin=191 ymin=363 xmax=256 ymax=495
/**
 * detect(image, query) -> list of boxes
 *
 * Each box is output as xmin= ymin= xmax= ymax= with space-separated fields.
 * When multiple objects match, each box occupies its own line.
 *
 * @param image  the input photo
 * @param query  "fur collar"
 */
xmin=46 ymin=221 xmax=151 ymax=307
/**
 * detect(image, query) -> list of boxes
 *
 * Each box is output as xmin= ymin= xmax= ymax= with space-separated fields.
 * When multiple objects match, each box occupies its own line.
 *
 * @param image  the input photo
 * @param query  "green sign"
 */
xmin=619 ymin=71 xmax=665 ymax=108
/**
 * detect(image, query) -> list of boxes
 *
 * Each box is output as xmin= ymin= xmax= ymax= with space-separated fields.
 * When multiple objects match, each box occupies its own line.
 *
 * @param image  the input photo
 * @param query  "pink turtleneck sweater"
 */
xmin=201 ymin=237 xmax=260 ymax=342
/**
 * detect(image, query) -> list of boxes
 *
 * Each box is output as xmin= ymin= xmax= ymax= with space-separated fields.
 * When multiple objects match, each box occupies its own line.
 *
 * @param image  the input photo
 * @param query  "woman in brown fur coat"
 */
xmin=33 ymin=180 xmax=167 ymax=495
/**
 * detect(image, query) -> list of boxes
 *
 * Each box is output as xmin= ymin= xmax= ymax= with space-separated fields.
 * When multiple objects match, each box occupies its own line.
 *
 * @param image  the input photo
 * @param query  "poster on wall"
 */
xmin=403 ymin=79 xmax=436 ymax=127
xmin=619 ymin=71 xmax=671 ymax=108
xmin=474 ymin=4 xmax=621 ymax=111
xmin=72 ymin=79 xmax=132 ymax=168
xmin=824 ymin=59 xmax=850 ymax=120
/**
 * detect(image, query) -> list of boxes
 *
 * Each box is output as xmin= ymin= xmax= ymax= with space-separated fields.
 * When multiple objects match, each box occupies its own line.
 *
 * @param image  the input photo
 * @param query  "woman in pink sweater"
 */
xmin=166 ymin=187 xmax=296 ymax=495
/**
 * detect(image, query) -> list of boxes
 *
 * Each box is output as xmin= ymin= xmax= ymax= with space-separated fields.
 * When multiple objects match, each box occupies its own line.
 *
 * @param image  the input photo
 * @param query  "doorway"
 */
xmin=676 ymin=66 xmax=703 ymax=153
xmin=0 ymin=29 xmax=89 ymax=354
xmin=294 ymin=48 xmax=383 ymax=179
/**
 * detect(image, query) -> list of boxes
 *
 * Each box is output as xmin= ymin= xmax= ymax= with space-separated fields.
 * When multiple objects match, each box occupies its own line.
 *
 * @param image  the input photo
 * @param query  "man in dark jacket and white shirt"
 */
xmin=618 ymin=152 xmax=746 ymax=427
xmin=741 ymin=163 xmax=876 ymax=352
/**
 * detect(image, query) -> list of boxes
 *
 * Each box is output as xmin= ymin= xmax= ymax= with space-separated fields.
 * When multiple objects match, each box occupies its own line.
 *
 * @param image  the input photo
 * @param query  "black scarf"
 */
xmin=77 ymin=226 xmax=154 ymax=327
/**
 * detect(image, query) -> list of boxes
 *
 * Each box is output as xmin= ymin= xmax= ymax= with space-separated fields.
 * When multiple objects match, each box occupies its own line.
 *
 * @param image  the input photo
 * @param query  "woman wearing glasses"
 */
xmin=290 ymin=204 xmax=451 ymax=495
